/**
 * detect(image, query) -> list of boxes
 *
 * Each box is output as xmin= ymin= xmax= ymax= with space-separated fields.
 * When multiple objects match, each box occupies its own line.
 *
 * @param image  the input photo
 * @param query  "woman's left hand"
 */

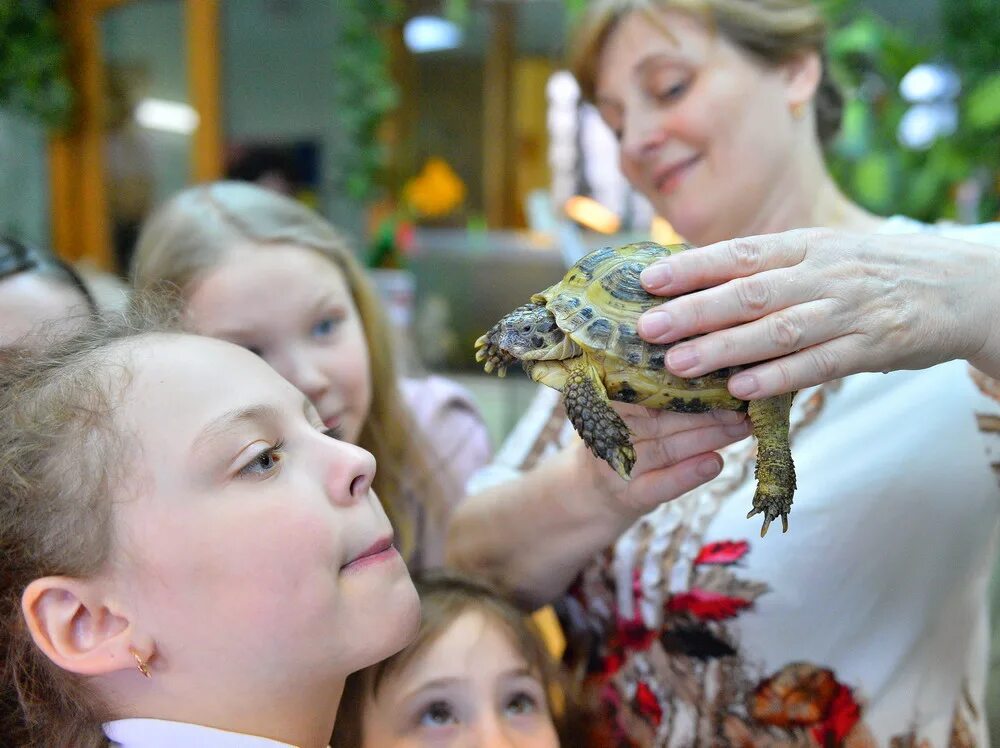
xmin=635 ymin=228 xmax=1000 ymax=398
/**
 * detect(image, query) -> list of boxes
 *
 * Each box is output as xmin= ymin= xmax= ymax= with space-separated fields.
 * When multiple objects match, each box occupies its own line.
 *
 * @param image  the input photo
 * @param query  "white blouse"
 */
xmin=104 ymin=718 xmax=308 ymax=748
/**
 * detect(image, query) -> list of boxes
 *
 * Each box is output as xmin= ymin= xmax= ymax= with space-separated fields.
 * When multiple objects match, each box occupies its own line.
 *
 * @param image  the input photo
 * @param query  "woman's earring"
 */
xmin=791 ymin=101 xmax=806 ymax=120
xmin=130 ymin=647 xmax=152 ymax=679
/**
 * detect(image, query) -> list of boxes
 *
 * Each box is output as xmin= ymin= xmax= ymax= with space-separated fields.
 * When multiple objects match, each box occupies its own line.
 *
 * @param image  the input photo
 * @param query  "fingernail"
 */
xmin=697 ymin=457 xmax=722 ymax=478
xmin=640 ymin=263 xmax=672 ymax=289
xmin=730 ymin=374 xmax=759 ymax=398
xmin=714 ymin=409 xmax=745 ymax=424
xmin=638 ymin=310 xmax=672 ymax=340
xmin=725 ymin=421 xmax=752 ymax=437
xmin=667 ymin=345 xmax=698 ymax=372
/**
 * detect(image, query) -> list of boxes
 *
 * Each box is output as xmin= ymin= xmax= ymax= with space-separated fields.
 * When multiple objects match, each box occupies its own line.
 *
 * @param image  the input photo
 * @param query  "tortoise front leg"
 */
xmin=746 ymin=392 xmax=796 ymax=536
xmin=563 ymin=361 xmax=636 ymax=479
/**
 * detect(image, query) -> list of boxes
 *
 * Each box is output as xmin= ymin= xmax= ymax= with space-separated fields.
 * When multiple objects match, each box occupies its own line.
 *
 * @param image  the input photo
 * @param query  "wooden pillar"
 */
xmin=482 ymin=2 xmax=517 ymax=228
xmin=186 ymin=0 xmax=223 ymax=182
xmin=49 ymin=0 xmax=111 ymax=266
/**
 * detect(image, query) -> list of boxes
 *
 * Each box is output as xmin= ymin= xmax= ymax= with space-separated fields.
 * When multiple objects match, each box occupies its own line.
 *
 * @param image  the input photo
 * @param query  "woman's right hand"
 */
xmin=447 ymin=405 xmax=750 ymax=607
xmin=575 ymin=404 xmax=751 ymax=518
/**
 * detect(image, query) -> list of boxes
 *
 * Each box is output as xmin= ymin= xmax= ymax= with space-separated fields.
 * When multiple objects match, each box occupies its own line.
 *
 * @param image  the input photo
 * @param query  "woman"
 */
xmin=449 ymin=1 xmax=1000 ymax=745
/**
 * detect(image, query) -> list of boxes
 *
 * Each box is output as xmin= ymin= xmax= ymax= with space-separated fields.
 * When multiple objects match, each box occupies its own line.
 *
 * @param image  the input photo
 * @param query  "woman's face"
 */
xmin=595 ymin=9 xmax=806 ymax=245
xmin=112 ymin=335 xmax=417 ymax=686
xmin=185 ymin=244 xmax=373 ymax=444
xmin=360 ymin=610 xmax=559 ymax=748
xmin=0 ymin=273 xmax=90 ymax=349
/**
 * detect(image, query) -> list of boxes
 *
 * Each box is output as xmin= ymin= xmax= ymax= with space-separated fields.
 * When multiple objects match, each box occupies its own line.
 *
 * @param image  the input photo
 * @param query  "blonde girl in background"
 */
xmin=131 ymin=181 xmax=492 ymax=568
xmin=0 ymin=309 xmax=420 ymax=747
xmin=332 ymin=572 xmax=574 ymax=748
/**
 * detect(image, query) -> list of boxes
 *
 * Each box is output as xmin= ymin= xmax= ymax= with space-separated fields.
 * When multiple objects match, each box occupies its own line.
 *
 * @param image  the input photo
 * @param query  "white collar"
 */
xmin=104 ymin=718 xmax=304 ymax=747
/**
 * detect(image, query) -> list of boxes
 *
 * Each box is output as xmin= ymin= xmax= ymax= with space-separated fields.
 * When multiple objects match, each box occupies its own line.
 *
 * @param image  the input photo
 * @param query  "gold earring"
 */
xmin=791 ymin=101 xmax=806 ymax=120
xmin=130 ymin=647 xmax=152 ymax=679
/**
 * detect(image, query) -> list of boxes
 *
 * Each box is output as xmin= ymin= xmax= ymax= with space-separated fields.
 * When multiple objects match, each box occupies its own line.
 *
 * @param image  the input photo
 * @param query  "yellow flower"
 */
xmin=402 ymin=157 xmax=466 ymax=218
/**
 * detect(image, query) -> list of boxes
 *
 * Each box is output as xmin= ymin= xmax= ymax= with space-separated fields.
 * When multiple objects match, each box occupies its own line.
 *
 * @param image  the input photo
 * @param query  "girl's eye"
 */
xmin=237 ymin=442 xmax=284 ymax=478
xmin=244 ymin=345 xmax=264 ymax=358
xmin=418 ymin=700 xmax=458 ymax=727
xmin=322 ymin=426 xmax=343 ymax=441
xmin=311 ymin=317 xmax=340 ymax=338
xmin=504 ymin=691 xmax=539 ymax=716
xmin=655 ymin=80 xmax=689 ymax=103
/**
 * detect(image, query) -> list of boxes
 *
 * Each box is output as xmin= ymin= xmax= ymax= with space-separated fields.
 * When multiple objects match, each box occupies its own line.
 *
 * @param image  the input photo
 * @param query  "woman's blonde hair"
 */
xmin=0 ymin=305 xmax=175 ymax=747
xmin=332 ymin=572 xmax=572 ymax=746
xmin=570 ymin=0 xmax=844 ymax=146
xmin=131 ymin=181 xmax=442 ymax=559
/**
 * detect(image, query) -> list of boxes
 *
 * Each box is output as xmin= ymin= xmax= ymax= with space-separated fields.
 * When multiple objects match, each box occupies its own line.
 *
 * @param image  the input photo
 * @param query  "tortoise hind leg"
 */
xmin=746 ymin=392 xmax=796 ymax=537
xmin=563 ymin=362 xmax=635 ymax=479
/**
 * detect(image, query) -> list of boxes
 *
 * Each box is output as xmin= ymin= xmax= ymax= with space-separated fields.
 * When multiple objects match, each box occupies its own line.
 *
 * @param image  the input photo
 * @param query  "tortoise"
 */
xmin=475 ymin=241 xmax=796 ymax=536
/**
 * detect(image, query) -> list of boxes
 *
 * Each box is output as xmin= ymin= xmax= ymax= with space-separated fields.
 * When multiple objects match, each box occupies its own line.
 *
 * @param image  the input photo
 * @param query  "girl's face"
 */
xmin=361 ymin=610 xmax=559 ymax=748
xmin=112 ymin=335 xmax=417 ymax=688
xmin=185 ymin=244 xmax=373 ymax=444
xmin=595 ymin=9 xmax=805 ymax=245
xmin=0 ymin=273 xmax=90 ymax=349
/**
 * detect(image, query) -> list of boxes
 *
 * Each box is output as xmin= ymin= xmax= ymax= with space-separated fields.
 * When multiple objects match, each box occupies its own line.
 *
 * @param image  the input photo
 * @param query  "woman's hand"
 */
xmin=574 ymin=405 xmax=751 ymax=516
xmin=447 ymin=406 xmax=750 ymax=607
xmin=636 ymin=228 xmax=1000 ymax=397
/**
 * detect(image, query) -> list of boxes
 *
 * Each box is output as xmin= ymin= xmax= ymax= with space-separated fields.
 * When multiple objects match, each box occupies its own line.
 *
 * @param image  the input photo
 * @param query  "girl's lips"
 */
xmin=323 ymin=413 xmax=342 ymax=430
xmin=654 ymin=155 xmax=701 ymax=195
xmin=341 ymin=535 xmax=399 ymax=573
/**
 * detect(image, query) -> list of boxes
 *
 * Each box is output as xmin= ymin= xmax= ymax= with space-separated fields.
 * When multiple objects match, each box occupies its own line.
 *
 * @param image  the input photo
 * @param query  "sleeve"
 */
xmin=400 ymin=375 xmax=493 ymax=510
xmin=465 ymin=385 xmax=575 ymax=495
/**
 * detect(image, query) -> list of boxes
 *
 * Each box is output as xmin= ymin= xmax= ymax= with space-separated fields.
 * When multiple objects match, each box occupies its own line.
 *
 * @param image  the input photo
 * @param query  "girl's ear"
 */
xmin=782 ymin=49 xmax=822 ymax=111
xmin=21 ymin=576 xmax=144 ymax=677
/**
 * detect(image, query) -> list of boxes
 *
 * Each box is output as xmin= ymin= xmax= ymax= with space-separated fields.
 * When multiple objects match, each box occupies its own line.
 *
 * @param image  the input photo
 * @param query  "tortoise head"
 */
xmin=474 ymin=303 xmax=566 ymax=376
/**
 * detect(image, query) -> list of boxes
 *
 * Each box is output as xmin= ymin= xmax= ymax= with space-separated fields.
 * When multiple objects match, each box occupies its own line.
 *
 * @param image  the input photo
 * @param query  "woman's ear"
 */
xmin=783 ymin=49 xmax=822 ymax=110
xmin=21 ymin=576 xmax=139 ymax=677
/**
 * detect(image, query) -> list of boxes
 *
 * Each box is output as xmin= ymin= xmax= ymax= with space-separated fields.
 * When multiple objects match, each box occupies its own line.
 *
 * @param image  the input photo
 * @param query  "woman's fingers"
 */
xmin=617 ymin=453 xmax=725 ymax=514
xmin=658 ymin=298 xmax=846 ymax=378
xmin=619 ymin=404 xmax=747 ymax=441
xmin=725 ymin=335 xmax=875 ymax=399
xmin=630 ymin=419 xmax=752 ymax=472
xmin=639 ymin=230 xmax=812 ymax=296
xmin=638 ymin=266 xmax=823 ymax=345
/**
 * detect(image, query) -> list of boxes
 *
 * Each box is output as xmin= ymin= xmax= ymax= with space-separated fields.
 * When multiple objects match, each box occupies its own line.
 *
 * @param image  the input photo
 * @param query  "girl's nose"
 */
xmin=281 ymin=348 xmax=330 ymax=404
xmin=325 ymin=439 xmax=376 ymax=506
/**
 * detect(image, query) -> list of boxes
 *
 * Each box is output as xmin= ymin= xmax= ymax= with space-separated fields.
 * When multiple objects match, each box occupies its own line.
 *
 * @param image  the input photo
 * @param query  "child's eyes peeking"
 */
xmin=418 ymin=700 xmax=458 ymax=727
xmin=504 ymin=690 xmax=540 ymax=716
xmin=311 ymin=315 xmax=342 ymax=339
xmin=238 ymin=441 xmax=285 ymax=478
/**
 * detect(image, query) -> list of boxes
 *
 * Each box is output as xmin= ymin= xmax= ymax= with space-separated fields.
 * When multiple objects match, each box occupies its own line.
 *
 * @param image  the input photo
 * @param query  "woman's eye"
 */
xmin=418 ymin=700 xmax=458 ymax=727
xmin=238 ymin=442 xmax=284 ymax=477
xmin=504 ymin=691 xmax=539 ymax=716
xmin=311 ymin=317 xmax=340 ymax=338
xmin=322 ymin=426 xmax=343 ymax=441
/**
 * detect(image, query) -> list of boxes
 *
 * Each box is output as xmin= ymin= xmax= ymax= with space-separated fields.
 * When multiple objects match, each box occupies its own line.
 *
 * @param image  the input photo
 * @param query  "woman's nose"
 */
xmin=620 ymin=108 xmax=669 ymax=162
xmin=325 ymin=439 xmax=376 ymax=506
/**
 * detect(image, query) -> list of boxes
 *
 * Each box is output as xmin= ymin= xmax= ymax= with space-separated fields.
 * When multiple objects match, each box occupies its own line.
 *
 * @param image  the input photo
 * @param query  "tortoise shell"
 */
xmin=533 ymin=241 xmax=742 ymax=412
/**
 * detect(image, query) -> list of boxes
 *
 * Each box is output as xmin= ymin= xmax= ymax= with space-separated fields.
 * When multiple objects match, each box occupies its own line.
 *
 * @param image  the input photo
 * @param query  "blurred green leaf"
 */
xmin=0 ymin=0 xmax=73 ymax=128
xmin=966 ymin=73 xmax=1000 ymax=130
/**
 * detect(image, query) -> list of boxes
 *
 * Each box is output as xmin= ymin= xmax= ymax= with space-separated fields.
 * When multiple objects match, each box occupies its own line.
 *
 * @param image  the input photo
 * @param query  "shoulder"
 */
xmin=400 ymin=375 xmax=485 ymax=425
xmin=881 ymin=214 xmax=1000 ymax=246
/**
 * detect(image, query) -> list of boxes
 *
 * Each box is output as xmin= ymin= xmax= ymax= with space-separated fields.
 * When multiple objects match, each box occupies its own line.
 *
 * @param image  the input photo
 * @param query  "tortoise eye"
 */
xmin=522 ymin=325 xmax=532 ymax=333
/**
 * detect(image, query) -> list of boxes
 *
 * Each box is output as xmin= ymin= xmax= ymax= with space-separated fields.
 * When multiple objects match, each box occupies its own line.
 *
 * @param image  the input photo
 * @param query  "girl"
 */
xmin=130 ymin=181 xmax=491 ymax=568
xmin=0 ymin=309 xmax=420 ymax=747
xmin=332 ymin=572 xmax=571 ymax=747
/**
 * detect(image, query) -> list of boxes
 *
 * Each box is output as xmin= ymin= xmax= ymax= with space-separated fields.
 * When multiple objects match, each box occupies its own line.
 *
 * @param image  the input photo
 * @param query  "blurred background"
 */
xmin=1 ymin=0 xmax=998 ymax=443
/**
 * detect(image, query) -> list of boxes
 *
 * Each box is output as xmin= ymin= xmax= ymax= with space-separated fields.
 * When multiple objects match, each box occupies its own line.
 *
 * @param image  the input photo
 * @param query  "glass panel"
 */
xmin=101 ymin=0 xmax=190 ymax=274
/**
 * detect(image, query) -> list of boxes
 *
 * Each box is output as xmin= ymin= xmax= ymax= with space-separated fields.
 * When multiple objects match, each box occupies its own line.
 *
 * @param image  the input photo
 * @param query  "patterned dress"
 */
xmin=468 ymin=219 xmax=1000 ymax=747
